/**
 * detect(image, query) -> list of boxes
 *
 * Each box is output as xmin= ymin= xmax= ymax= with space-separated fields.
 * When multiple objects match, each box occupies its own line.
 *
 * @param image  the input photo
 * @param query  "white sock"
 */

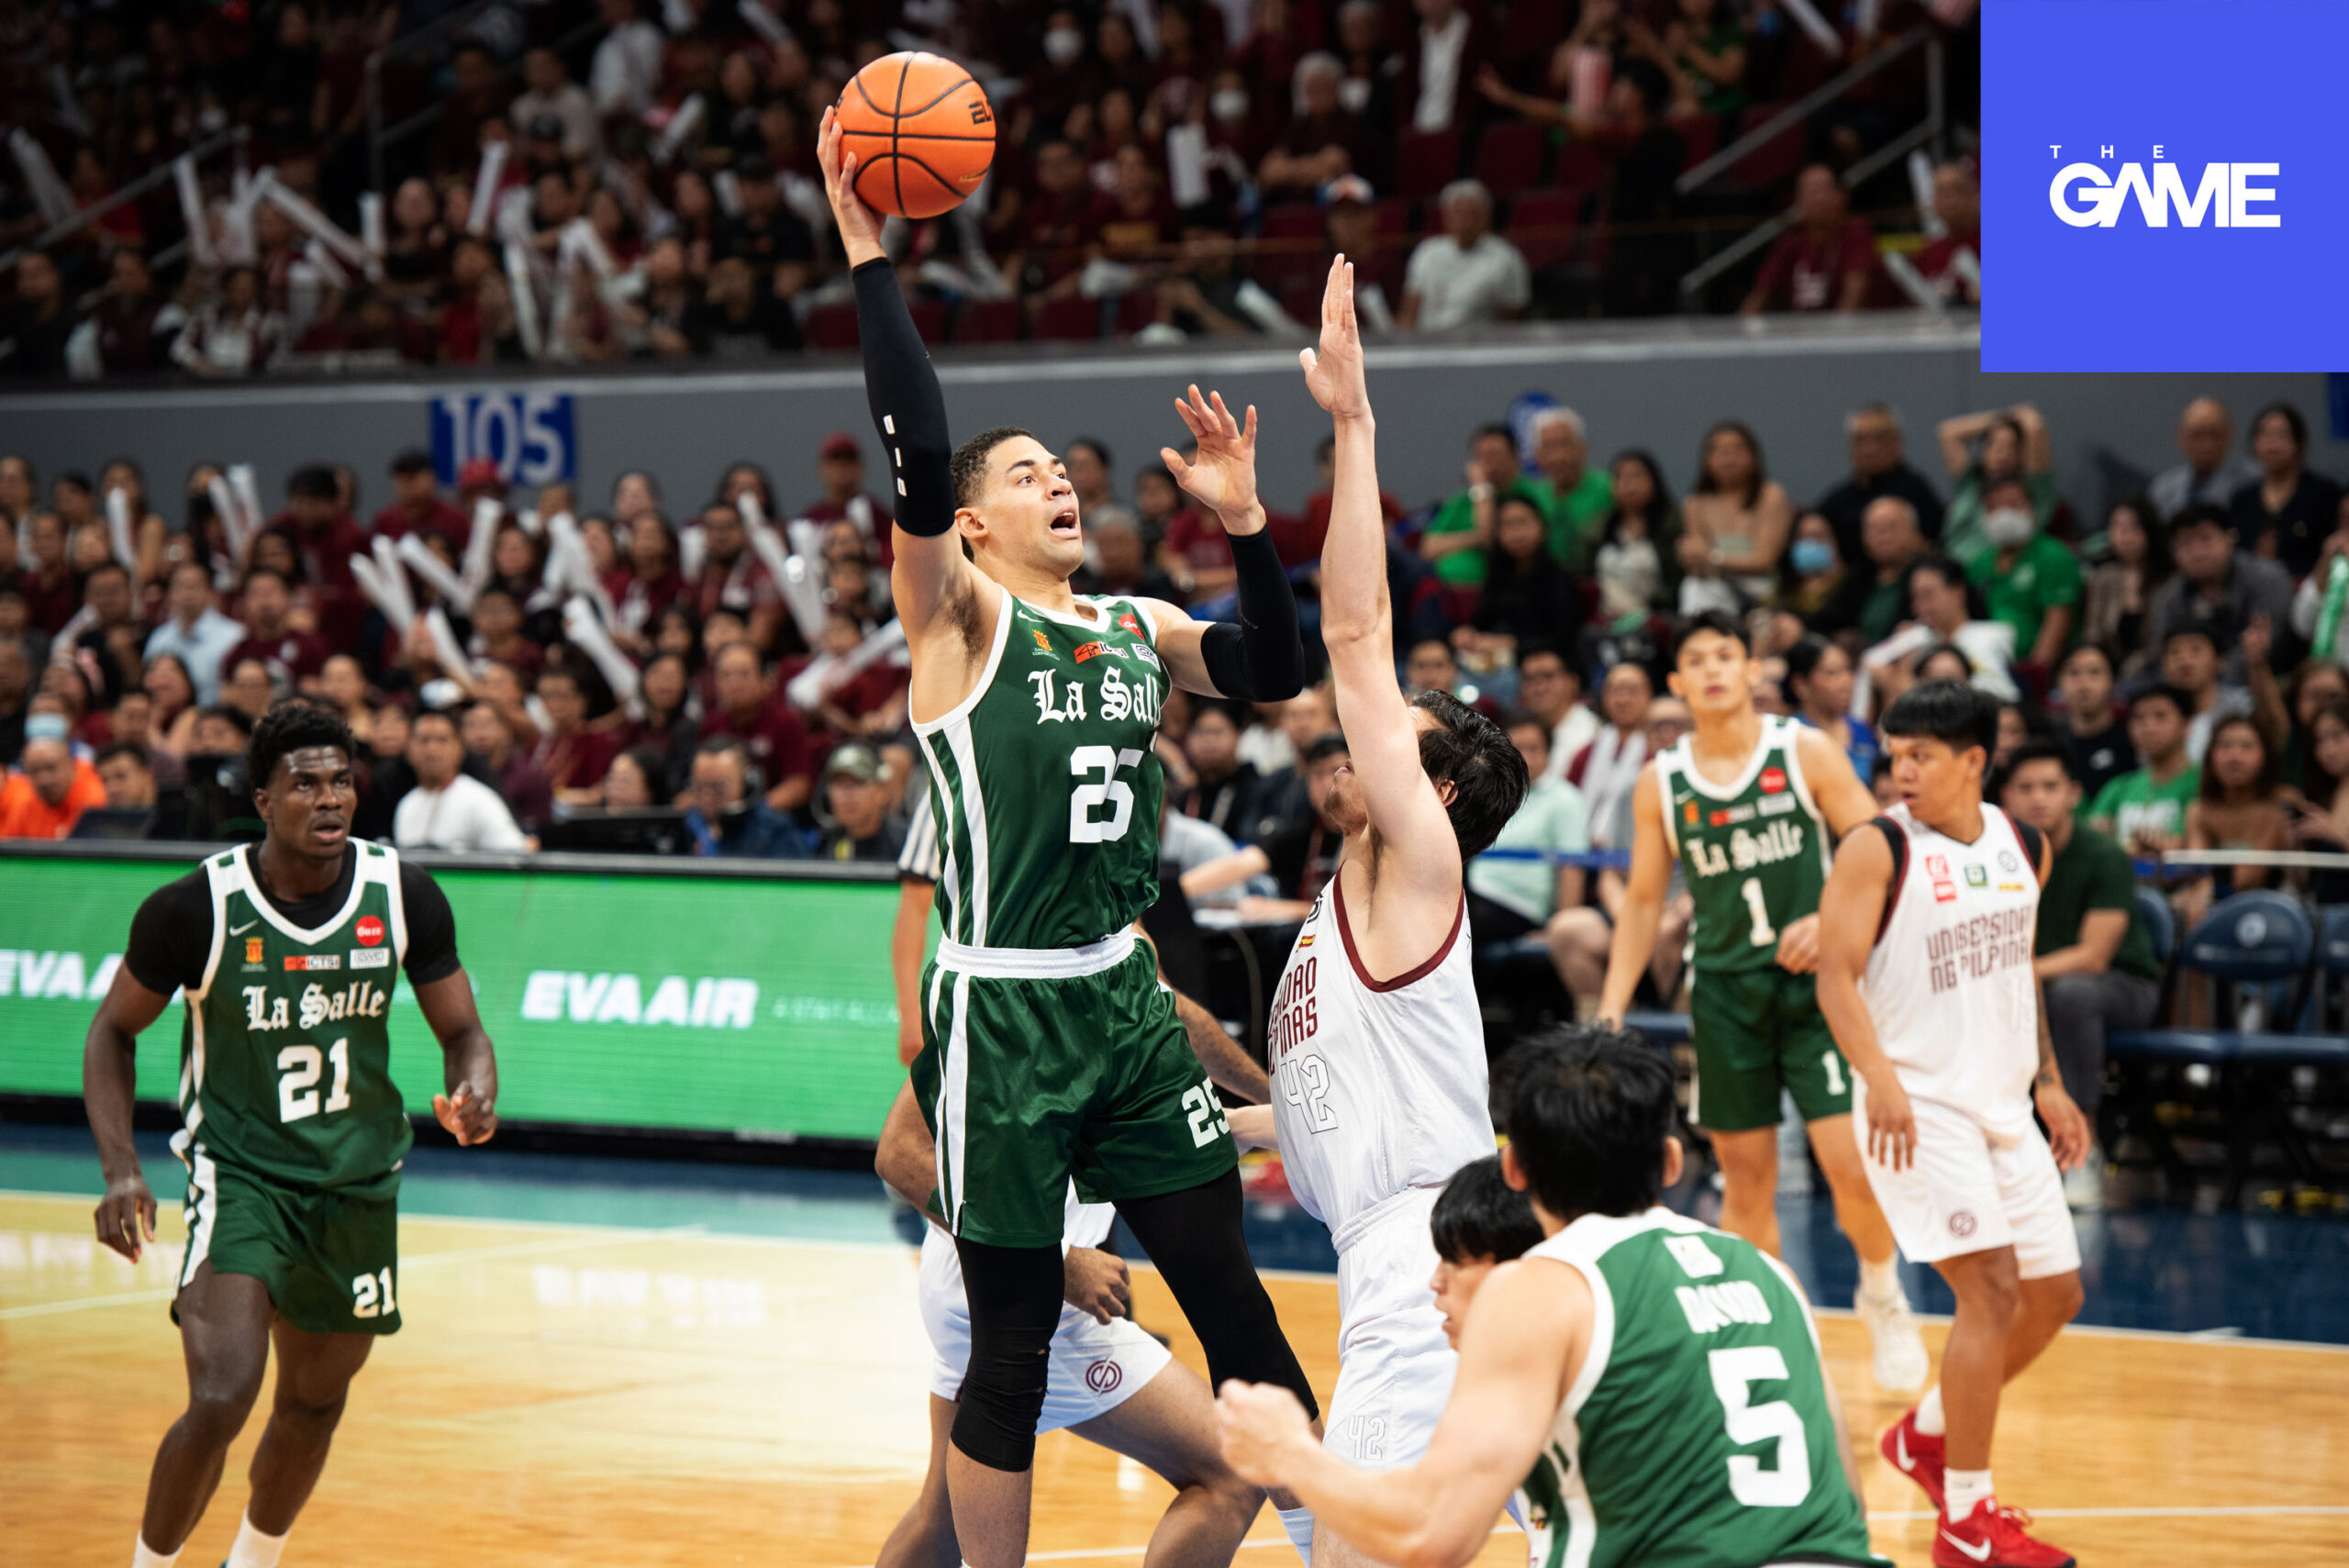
xmin=1857 ymin=1254 xmax=1901 ymax=1300
xmin=131 ymin=1538 xmax=179 ymax=1568
xmin=1915 ymin=1385 xmax=1946 ymax=1436
xmin=1944 ymin=1467 xmax=1994 ymax=1520
xmin=225 ymin=1514 xmax=287 ymax=1568
xmin=1278 ymin=1504 xmax=1317 ymax=1565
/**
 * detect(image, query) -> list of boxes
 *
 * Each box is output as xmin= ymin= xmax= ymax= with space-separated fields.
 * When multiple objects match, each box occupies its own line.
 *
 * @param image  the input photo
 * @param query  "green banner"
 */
xmin=0 ymin=853 xmax=906 ymax=1141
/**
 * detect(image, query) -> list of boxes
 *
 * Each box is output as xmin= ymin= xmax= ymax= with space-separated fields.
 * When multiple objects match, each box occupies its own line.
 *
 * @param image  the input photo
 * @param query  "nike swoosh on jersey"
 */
xmin=229 ymin=919 xmax=259 ymax=935
xmin=1941 ymin=1529 xmax=1993 ymax=1562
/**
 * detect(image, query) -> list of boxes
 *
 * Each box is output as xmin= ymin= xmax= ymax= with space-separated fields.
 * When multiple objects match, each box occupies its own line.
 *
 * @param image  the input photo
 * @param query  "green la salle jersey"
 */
xmin=1516 ymin=1209 xmax=1887 ymax=1568
xmin=916 ymin=590 xmax=1169 ymax=950
xmin=1654 ymin=715 xmax=1831 ymax=973
xmin=171 ymin=841 xmax=414 ymax=1196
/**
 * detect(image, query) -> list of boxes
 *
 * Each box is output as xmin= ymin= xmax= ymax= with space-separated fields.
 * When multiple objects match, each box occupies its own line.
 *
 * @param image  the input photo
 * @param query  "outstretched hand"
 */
xmin=1300 ymin=257 xmax=1370 ymax=421
xmin=1163 ymin=384 xmax=1264 ymax=531
xmin=817 ymin=105 xmax=887 ymax=270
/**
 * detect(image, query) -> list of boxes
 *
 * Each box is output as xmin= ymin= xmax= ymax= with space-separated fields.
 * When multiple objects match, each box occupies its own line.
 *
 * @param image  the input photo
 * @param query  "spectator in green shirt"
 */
xmin=1998 ymin=740 xmax=2161 ymax=1211
xmin=1936 ymin=402 xmax=2058 ymax=562
xmin=1965 ymin=473 xmax=2082 ymax=669
xmin=2085 ymin=684 xmax=2201 ymax=855
xmin=1419 ymin=423 xmax=1545 ymax=590
xmin=1466 ymin=713 xmax=1592 ymax=945
xmin=1526 ymin=406 xmax=1613 ymax=568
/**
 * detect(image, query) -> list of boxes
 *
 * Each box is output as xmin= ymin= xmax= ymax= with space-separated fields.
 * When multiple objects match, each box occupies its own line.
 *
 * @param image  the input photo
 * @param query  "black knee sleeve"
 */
xmin=950 ymin=1238 xmax=1064 ymax=1471
xmin=1117 ymin=1166 xmax=1319 ymax=1421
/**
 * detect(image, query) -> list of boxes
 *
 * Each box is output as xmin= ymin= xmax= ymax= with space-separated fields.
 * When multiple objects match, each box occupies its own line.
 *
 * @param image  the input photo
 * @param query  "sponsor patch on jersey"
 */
xmin=1130 ymin=643 xmax=1162 ymax=670
xmin=1759 ymin=766 xmax=1787 ymax=795
xmin=1119 ymin=611 xmax=1141 ymax=632
xmin=356 ymin=915 xmax=384 ymax=948
xmin=1925 ymin=851 xmax=1956 ymax=902
xmin=1965 ymin=863 xmax=1988 ymax=887
xmin=1998 ymin=849 xmax=2021 ymax=873
xmin=284 ymin=953 xmax=340 ymax=972
xmin=1756 ymin=793 xmax=1797 ymax=817
xmin=1708 ymin=803 xmax=1755 ymax=828
xmin=244 ymin=936 xmax=265 ymax=966
xmin=1296 ymin=933 xmax=1313 ymax=949
xmin=1072 ymin=639 xmax=1107 ymax=662
xmin=1998 ymin=882 xmax=2028 ymax=893
xmin=1031 ymin=629 xmax=1052 ymax=651
xmin=351 ymin=948 xmax=392 ymax=970
xmin=1684 ymin=800 xmax=1700 ymax=826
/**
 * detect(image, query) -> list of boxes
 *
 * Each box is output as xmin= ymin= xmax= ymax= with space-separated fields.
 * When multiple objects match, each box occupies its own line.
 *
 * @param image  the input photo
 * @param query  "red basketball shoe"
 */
xmin=1932 ymin=1500 xmax=2076 ymax=1568
xmin=1881 ymin=1407 xmax=1946 ymax=1508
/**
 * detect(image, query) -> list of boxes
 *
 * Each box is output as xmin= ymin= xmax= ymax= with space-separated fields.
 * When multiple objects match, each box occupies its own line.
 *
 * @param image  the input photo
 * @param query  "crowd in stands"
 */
xmin=0 ymin=0 xmax=1982 ymax=381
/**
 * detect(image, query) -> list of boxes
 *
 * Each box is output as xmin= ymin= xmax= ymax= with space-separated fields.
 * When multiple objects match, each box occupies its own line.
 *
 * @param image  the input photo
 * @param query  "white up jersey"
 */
xmin=1268 ymin=870 xmax=1496 ymax=1242
xmin=1864 ymin=803 xmax=2042 ymax=1136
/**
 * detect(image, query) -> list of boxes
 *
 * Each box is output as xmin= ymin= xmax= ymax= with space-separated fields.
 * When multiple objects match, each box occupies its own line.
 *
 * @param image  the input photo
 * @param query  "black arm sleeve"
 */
xmin=399 ymin=862 xmax=462 ymax=985
xmin=852 ymin=258 xmax=955 ymax=537
xmin=1197 ymin=528 xmax=1305 ymax=702
xmin=124 ymin=872 xmax=213 ymax=997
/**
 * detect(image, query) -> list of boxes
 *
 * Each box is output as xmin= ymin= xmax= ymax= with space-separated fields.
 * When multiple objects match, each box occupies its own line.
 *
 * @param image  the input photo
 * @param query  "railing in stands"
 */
xmin=0 ymin=126 xmax=249 ymax=278
xmin=1674 ymin=26 xmax=1946 ymax=310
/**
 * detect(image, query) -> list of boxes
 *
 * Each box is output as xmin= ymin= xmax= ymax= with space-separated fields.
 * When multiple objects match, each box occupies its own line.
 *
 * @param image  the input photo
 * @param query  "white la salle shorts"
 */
xmin=918 ymin=1233 xmax=1172 ymax=1432
xmin=1322 ymin=1186 xmax=1459 ymax=1470
xmin=1852 ymin=1082 xmax=2082 ymax=1279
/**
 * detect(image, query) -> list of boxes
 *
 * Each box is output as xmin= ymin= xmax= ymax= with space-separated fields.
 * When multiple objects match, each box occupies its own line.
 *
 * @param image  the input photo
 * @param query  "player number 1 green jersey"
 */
xmin=1653 ymin=716 xmax=1831 ymax=974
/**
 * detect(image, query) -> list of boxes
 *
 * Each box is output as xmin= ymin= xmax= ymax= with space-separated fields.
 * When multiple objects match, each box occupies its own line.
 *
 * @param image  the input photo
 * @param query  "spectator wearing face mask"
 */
xmin=1965 ymin=473 xmax=2081 ymax=673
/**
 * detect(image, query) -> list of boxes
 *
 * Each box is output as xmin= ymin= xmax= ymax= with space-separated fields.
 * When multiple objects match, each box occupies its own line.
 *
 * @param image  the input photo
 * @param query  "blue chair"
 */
xmin=2108 ymin=892 xmax=2337 ymax=1200
xmin=2135 ymin=884 xmax=2176 ymax=968
xmin=1623 ymin=1010 xmax=1692 ymax=1046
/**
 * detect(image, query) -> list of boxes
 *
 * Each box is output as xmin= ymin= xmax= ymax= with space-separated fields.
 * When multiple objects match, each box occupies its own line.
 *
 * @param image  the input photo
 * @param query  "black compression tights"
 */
xmin=950 ymin=1166 xmax=1316 ymax=1472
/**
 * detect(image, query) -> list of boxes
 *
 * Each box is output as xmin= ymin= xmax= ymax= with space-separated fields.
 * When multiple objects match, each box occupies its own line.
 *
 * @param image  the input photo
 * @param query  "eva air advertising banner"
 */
xmin=0 ymin=855 xmax=904 ymax=1142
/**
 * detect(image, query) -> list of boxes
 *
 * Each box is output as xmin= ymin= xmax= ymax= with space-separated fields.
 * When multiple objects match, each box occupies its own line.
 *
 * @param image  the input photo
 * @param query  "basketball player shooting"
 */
xmin=1815 ymin=680 xmax=2089 ymax=1568
xmin=818 ymin=104 xmax=1318 ymax=1568
xmin=1236 ymin=256 xmax=1527 ymax=1567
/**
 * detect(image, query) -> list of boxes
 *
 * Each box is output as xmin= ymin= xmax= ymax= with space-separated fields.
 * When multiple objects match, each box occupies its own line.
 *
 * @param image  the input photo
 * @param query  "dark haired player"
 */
xmin=1245 ymin=258 xmax=1529 ymax=1568
xmin=83 ymin=701 xmax=499 ymax=1568
xmin=1816 ymin=681 xmax=2088 ymax=1568
xmin=1218 ymin=1028 xmax=1885 ymax=1568
xmin=818 ymin=103 xmax=1316 ymax=1568
xmin=1597 ymin=607 xmax=1927 ymax=1393
xmin=1427 ymin=1155 xmax=1544 ymax=1350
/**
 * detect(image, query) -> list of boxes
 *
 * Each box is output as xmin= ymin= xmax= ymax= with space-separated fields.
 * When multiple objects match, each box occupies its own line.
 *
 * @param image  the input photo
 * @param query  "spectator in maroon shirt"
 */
xmin=1742 ymin=164 xmax=1878 ymax=315
xmin=530 ymin=664 xmax=618 ymax=803
xmin=372 ymin=449 xmax=471 ymax=547
xmin=692 ymin=502 xmax=786 ymax=656
xmin=263 ymin=464 xmax=369 ymax=649
xmin=18 ymin=509 xmax=81 ymax=637
xmin=1261 ymin=53 xmax=1378 ymax=200
xmin=801 ymin=432 xmax=896 ymax=565
xmin=468 ymin=587 xmax=545 ymax=685
xmin=1007 ymin=139 xmax=1108 ymax=297
xmin=699 ymin=640 xmax=813 ymax=813
xmin=1912 ymin=160 xmax=1981 ymax=306
xmin=460 ymin=695 xmax=555 ymax=831
xmin=224 ymin=568 xmax=331 ymax=688
xmin=90 ymin=250 xmax=186 ymax=376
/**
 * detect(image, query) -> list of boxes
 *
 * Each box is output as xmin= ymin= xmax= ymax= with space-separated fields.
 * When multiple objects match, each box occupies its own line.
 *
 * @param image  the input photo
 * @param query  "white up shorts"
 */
xmin=918 ymin=1232 xmax=1172 ymax=1432
xmin=1853 ymin=1082 xmax=2082 ymax=1280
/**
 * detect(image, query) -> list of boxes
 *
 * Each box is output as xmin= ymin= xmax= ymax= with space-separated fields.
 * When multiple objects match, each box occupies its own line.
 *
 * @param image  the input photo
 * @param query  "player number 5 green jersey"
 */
xmin=1516 ymin=1209 xmax=1887 ymax=1568
xmin=1653 ymin=716 xmax=1831 ymax=974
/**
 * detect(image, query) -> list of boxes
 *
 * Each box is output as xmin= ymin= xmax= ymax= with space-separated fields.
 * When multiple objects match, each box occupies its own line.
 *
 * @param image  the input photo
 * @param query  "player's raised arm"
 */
xmin=1814 ymin=824 xmax=1914 ymax=1170
xmin=1219 ymin=1253 xmax=1581 ymax=1568
xmin=83 ymin=964 xmax=175 ymax=1262
xmin=1596 ymin=768 xmax=1674 ymax=1025
xmin=1140 ymin=385 xmax=1304 ymax=705
xmin=819 ymin=107 xmax=985 ymax=646
xmin=1301 ymin=258 xmax=1458 ymax=889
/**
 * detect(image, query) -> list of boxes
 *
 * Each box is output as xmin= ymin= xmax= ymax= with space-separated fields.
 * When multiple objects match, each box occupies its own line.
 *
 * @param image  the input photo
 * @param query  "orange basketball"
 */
xmin=836 ymin=51 xmax=997 ymax=220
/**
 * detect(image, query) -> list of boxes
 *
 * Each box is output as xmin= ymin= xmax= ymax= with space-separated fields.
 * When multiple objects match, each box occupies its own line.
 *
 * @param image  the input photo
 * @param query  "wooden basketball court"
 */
xmin=5 ymin=1191 xmax=2345 ymax=1566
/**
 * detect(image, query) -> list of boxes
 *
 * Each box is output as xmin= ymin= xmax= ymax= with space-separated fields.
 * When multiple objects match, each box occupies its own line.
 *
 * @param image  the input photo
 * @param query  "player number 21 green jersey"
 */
xmin=1653 ymin=715 xmax=1831 ymax=974
xmin=1515 ymin=1209 xmax=1887 ymax=1568
xmin=914 ymin=591 xmax=1168 ymax=951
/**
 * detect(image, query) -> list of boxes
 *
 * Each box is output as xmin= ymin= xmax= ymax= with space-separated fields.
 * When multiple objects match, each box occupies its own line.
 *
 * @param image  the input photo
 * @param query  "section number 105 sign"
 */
xmin=430 ymin=392 xmax=576 ymax=486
